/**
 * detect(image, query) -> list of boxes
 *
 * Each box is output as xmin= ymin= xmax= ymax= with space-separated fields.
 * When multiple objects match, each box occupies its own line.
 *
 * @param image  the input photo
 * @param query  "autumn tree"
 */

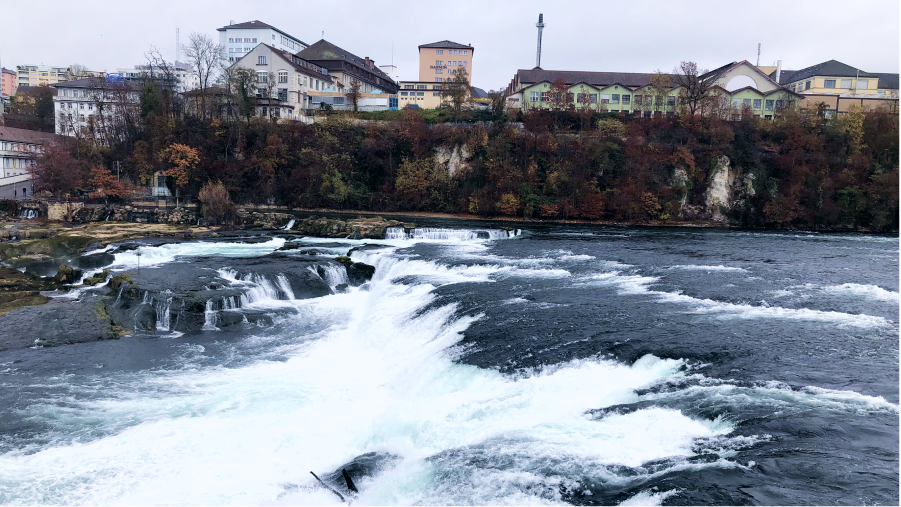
xmin=161 ymin=143 xmax=200 ymax=200
xmin=496 ymin=193 xmax=521 ymax=215
xmin=345 ymin=79 xmax=362 ymax=113
xmin=671 ymin=61 xmax=717 ymax=116
xmin=88 ymin=166 xmax=129 ymax=201
xmin=546 ymin=78 xmax=572 ymax=112
xmin=198 ymin=180 xmax=238 ymax=225
xmin=29 ymin=141 xmax=82 ymax=196
xmin=650 ymin=71 xmax=673 ymax=115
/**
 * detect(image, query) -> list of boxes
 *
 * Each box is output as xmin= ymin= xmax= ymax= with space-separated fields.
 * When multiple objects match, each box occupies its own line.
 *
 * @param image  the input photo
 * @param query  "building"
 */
xmin=113 ymin=61 xmax=199 ymax=93
xmin=0 ymin=126 xmax=60 ymax=199
xmin=506 ymin=60 xmax=801 ymax=119
xmin=16 ymin=65 xmax=68 ymax=89
xmin=2 ymin=68 xmax=17 ymax=96
xmin=771 ymin=60 xmax=898 ymax=98
xmin=417 ymin=40 xmax=474 ymax=84
xmin=297 ymin=40 xmax=399 ymax=95
xmin=230 ymin=43 xmax=336 ymax=119
xmin=218 ymin=20 xmax=309 ymax=64
xmin=52 ymin=77 xmax=140 ymax=139
xmin=397 ymin=82 xmax=446 ymax=109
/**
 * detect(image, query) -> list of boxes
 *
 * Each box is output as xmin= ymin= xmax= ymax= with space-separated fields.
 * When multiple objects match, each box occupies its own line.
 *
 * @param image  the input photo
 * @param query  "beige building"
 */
xmin=397 ymin=82 xmax=446 ymax=108
xmin=418 ymin=40 xmax=473 ymax=84
xmin=16 ymin=65 xmax=68 ymax=89
xmin=767 ymin=60 xmax=898 ymax=99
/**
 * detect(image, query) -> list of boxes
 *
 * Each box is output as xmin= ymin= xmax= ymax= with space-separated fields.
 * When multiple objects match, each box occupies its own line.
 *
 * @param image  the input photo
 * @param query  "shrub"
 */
xmin=197 ymin=180 xmax=238 ymax=225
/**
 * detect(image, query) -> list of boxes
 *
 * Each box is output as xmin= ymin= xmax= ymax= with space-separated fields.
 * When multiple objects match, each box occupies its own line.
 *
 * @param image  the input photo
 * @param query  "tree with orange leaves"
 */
xmin=161 ymin=143 xmax=200 ymax=188
xmin=88 ymin=166 xmax=129 ymax=201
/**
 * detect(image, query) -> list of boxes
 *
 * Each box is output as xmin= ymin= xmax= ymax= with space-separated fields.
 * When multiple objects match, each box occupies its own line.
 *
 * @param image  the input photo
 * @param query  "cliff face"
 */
xmin=705 ymin=156 xmax=734 ymax=222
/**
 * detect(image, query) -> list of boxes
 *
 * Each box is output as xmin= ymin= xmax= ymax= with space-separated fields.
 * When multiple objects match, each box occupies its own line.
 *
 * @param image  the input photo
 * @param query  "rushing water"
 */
xmin=0 ymin=222 xmax=897 ymax=505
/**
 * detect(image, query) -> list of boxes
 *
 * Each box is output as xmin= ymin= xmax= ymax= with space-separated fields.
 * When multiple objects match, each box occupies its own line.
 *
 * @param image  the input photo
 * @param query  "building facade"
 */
xmin=16 ymin=65 xmax=68 ymax=89
xmin=2 ymin=68 xmax=17 ymax=97
xmin=771 ymin=60 xmax=899 ymax=99
xmin=230 ymin=43 xmax=336 ymax=119
xmin=506 ymin=61 xmax=801 ymax=119
xmin=297 ymin=40 xmax=398 ymax=95
xmin=397 ymin=81 xmax=445 ymax=108
xmin=113 ymin=61 xmax=199 ymax=93
xmin=418 ymin=40 xmax=473 ymax=84
xmin=52 ymin=78 xmax=140 ymax=139
xmin=218 ymin=20 xmax=309 ymax=64
xmin=0 ymin=126 xmax=60 ymax=199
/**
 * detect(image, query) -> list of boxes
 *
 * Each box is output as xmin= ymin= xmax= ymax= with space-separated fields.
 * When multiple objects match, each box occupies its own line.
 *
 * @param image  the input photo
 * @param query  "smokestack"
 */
xmin=230 ymin=20 xmax=234 ymax=25
xmin=535 ymin=13 xmax=545 ymax=69
xmin=775 ymin=60 xmax=782 ymax=85
xmin=756 ymin=43 xmax=760 ymax=66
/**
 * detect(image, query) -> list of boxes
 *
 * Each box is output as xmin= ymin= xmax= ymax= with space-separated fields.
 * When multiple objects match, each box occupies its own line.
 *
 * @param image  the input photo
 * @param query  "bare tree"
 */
xmin=66 ymin=64 xmax=91 ymax=81
xmin=345 ymin=79 xmax=362 ymax=113
xmin=671 ymin=61 xmax=717 ymax=116
xmin=650 ymin=71 xmax=672 ymax=115
xmin=440 ymin=72 xmax=472 ymax=121
xmin=181 ymin=32 xmax=223 ymax=119
xmin=142 ymin=46 xmax=182 ymax=118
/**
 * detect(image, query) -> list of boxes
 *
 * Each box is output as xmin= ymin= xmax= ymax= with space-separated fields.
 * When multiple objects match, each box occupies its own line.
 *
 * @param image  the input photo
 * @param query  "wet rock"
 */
xmin=83 ymin=270 xmax=111 ymax=286
xmin=322 ymin=452 xmax=402 ymax=495
xmin=334 ymin=256 xmax=376 ymax=285
xmin=53 ymin=265 xmax=83 ymax=285
xmin=0 ymin=295 xmax=119 ymax=351
xmin=0 ymin=267 xmax=55 ymax=317
xmin=292 ymin=216 xmax=408 ymax=239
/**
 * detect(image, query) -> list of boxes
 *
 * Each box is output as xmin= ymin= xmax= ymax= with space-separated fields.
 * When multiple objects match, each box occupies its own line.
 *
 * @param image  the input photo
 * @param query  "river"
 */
xmin=0 ymin=221 xmax=897 ymax=505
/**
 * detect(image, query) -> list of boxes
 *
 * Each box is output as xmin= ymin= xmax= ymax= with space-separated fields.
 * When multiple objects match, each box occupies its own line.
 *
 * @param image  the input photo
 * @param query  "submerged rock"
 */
xmin=53 ymin=265 xmax=83 ymax=285
xmin=0 ymin=295 xmax=120 ymax=351
xmin=334 ymin=256 xmax=376 ymax=285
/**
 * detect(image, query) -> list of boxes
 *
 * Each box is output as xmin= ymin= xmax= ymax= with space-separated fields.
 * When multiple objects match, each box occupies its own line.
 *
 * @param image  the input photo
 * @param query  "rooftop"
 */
xmin=0 ymin=126 xmax=61 ymax=144
xmin=516 ymin=68 xmax=663 ymax=88
xmin=298 ymin=40 xmax=395 ymax=84
xmin=781 ymin=60 xmax=878 ymax=84
xmin=217 ymin=20 xmax=309 ymax=48
xmin=419 ymin=40 xmax=473 ymax=50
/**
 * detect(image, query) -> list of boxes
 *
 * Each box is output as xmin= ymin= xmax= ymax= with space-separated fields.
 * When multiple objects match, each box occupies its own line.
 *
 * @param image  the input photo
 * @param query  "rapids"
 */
xmin=0 ymin=222 xmax=896 ymax=505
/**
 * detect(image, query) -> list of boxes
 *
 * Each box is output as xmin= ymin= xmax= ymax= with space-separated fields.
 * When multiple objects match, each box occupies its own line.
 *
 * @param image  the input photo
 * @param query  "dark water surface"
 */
xmin=0 ymin=223 xmax=897 ymax=505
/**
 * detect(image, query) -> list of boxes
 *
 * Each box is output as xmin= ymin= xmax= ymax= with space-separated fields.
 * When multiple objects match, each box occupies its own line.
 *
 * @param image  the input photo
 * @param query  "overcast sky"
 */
xmin=2 ymin=0 xmax=898 ymax=90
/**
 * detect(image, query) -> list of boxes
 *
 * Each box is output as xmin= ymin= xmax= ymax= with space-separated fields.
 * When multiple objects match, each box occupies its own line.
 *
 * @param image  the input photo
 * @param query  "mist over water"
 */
xmin=0 ymin=223 xmax=897 ymax=505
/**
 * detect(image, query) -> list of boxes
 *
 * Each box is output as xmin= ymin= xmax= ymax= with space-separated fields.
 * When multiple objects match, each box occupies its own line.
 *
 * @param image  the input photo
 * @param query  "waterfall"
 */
xmin=282 ymin=218 xmax=296 ymax=231
xmin=18 ymin=209 xmax=39 ymax=219
xmin=154 ymin=296 xmax=173 ymax=332
xmin=236 ymin=273 xmax=295 ymax=306
xmin=309 ymin=264 xmax=348 ymax=290
xmin=202 ymin=299 xmax=219 ymax=331
xmin=385 ymin=227 xmax=520 ymax=241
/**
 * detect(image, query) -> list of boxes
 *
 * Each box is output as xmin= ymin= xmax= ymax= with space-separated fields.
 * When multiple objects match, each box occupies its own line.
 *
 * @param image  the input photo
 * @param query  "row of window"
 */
xmin=58 ymin=102 xmax=95 ymax=111
xmin=434 ymin=60 xmax=467 ymax=66
xmin=0 ymin=142 xmax=39 ymax=152
xmin=2 ymin=157 xmax=35 ymax=169
xmin=228 ymin=37 xmax=258 ymax=43
xmin=230 ymin=48 xmax=253 ymax=53
xmin=400 ymin=91 xmax=426 ymax=96
xmin=434 ymin=49 xmax=468 ymax=55
xmin=529 ymin=91 xmax=786 ymax=111
xmin=404 ymin=84 xmax=443 ymax=90
xmin=791 ymin=78 xmax=870 ymax=92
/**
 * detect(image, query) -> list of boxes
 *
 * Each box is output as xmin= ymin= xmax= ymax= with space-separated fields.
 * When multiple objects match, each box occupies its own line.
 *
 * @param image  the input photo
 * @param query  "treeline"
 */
xmin=29 ymin=91 xmax=900 ymax=231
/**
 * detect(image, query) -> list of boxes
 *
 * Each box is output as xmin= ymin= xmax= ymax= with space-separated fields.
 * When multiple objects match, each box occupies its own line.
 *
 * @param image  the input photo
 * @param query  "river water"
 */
xmin=0 ymin=222 xmax=897 ymax=505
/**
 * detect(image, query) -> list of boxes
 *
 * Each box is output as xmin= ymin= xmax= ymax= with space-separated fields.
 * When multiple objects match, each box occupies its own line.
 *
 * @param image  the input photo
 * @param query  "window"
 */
xmin=433 ymin=92 xmax=441 ymax=96
xmin=731 ymin=99 xmax=741 ymax=109
xmin=589 ymin=93 xmax=597 ymax=104
xmin=611 ymin=94 xmax=620 ymax=104
xmin=643 ymin=110 xmax=651 ymax=118
xmin=540 ymin=92 xmax=548 ymax=101
xmin=824 ymin=79 xmax=836 ymax=88
xmin=315 ymin=80 xmax=319 ymax=90
xmin=405 ymin=84 xmax=414 ymax=89
xmin=775 ymin=99 xmax=785 ymax=110
xmin=257 ymin=71 xmax=267 ymax=83
xmin=436 ymin=49 xmax=443 ymax=55
xmin=258 ymin=56 xmax=267 ymax=65
xmin=244 ymin=38 xmax=251 ymax=42
xmin=857 ymin=79 xmax=869 ymax=89
xmin=765 ymin=99 xmax=774 ymax=111
xmin=261 ymin=107 xmax=267 ymax=116
xmin=436 ymin=60 xmax=443 ymax=66
xmin=667 ymin=96 xmax=676 ymax=106
xmin=278 ymin=88 xmax=287 ymax=101
xmin=804 ymin=80 xmax=811 ymax=90
xmin=753 ymin=99 xmax=761 ymax=109
xmin=634 ymin=94 xmax=643 ymax=107
xmin=622 ymin=95 xmax=631 ymax=105
xmin=416 ymin=92 xmax=424 ymax=96
xmin=742 ymin=98 xmax=751 ymax=107
xmin=464 ymin=51 xmax=468 ymax=55
xmin=463 ymin=61 xmax=467 ymax=66
xmin=601 ymin=94 xmax=610 ymax=104
xmin=79 ymin=103 xmax=84 ymax=109
xmin=530 ymin=91 xmax=539 ymax=102
xmin=229 ymin=38 xmax=234 ymax=43
xmin=278 ymin=71 xmax=288 ymax=83
xmin=256 ymin=88 xmax=265 ymax=98
xmin=840 ymin=79 xmax=852 ymax=88
xmin=764 ymin=114 xmax=772 ymax=120
xmin=401 ymin=91 xmax=408 ymax=96
xmin=417 ymin=85 xmax=427 ymax=89
xmin=435 ymin=69 xmax=443 ymax=74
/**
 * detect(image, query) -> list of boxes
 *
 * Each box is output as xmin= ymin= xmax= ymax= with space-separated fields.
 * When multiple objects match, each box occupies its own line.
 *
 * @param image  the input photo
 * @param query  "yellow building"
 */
xmin=768 ymin=60 xmax=898 ymax=99
xmin=418 ymin=40 xmax=473 ymax=84
xmin=16 ymin=65 xmax=68 ymax=89
xmin=397 ymin=82 xmax=446 ymax=108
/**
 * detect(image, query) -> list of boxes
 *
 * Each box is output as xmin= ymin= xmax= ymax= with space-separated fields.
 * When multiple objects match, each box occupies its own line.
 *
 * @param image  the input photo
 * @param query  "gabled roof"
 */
xmin=768 ymin=69 xmax=797 ymax=85
xmin=783 ymin=60 xmax=877 ymax=83
xmin=872 ymin=73 xmax=899 ymax=90
xmin=0 ymin=126 xmax=61 ymax=144
xmin=516 ymin=69 xmax=661 ymax=88
xmin=703 ymin=60 xmax=785 ymax=90
xmin=257 ymin=44 xmax=334 ymax=81
xmin=217 ymin=20 xmax=308 ymax=48
xmin=297 ymin=40 xmax=395 ymax=85
xmin=419 ymin=40 xmax=473 ymax=50
xmin=471 ymin=87 xmax=488 ymax=99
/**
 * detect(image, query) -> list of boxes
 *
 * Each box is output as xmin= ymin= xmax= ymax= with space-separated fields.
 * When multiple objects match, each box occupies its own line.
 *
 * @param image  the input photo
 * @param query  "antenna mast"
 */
xmin=176 ymin=27 xmax=180 ymax=63
xmin=535 ymin=13 xmax=545 ymax=68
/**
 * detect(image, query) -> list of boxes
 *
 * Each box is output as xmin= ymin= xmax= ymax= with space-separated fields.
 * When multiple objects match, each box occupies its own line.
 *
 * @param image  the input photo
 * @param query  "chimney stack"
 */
xmin=775 ymin=60 xmax=782 ymax=84
xmin=535 ymin=13 xmax=545 ymax=69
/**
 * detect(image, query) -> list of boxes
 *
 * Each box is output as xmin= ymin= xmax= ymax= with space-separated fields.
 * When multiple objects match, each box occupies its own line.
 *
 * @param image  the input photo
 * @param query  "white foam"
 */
xmin=111 ymin=237 xmax=286 ymax=268
xmin=822 ymin=283 xmax=900 ymax=302
xmin=668 ymin=265 xmax=748 ymax=273
xmin=620 ymin=489 xmax=680 ymax=506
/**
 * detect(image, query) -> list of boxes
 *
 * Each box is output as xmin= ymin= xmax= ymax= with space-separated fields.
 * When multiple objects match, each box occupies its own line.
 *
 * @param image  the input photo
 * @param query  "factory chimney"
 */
xmin=535 ymin=14 xmax=545 ymax=69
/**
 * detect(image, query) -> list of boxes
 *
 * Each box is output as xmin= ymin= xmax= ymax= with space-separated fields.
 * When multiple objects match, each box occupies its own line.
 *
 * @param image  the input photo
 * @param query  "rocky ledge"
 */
xmin=286 ymin=216 xmax=408 ymax=239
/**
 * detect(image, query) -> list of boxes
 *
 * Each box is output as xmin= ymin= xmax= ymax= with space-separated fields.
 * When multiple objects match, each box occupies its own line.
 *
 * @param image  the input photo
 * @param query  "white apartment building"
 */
xmin=218 ymin=20 xmax=309 ymax=64
xmin=230 ymin=44 xmax=335 ymax=119
xmin=114 ymin=61 xmax=199 ymax=93
xmin=52 ymin=78 xmax=140 ymax=139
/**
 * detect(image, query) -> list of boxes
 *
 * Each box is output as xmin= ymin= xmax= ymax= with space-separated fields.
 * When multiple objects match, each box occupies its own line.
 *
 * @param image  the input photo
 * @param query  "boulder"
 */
xmin=53 ymin=265 xmax=83 ymax=285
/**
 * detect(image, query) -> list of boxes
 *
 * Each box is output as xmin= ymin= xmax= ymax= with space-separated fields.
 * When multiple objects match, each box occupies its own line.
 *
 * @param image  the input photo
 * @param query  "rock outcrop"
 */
xmin=286 ymin=216 xmax=405 ymax=239
xmin=705 ymin=155 xmax=734 ymax=222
